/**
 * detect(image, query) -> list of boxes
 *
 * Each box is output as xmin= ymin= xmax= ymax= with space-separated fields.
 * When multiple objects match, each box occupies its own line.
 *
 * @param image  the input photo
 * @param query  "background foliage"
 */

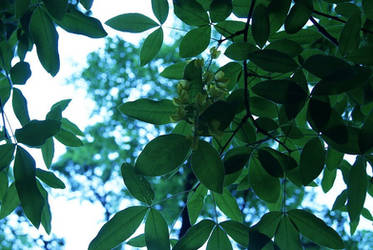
xmin=1 ymin=0 xmax=373 ymax=249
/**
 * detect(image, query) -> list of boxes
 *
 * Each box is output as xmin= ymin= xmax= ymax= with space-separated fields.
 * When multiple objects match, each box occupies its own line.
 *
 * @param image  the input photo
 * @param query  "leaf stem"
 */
xmin=309 ymin=16 xmax=339 ymax=46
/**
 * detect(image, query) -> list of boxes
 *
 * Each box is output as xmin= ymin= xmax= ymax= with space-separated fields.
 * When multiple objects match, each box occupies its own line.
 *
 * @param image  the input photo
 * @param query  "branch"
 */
xmin=309 ymin=16 xmax=339 ymax=46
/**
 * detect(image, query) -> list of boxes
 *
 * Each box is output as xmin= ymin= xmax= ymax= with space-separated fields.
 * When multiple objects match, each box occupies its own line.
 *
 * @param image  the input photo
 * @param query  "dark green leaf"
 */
xmin=359 ymin=110 xmax=373 ymax=153
xmin=303 ymin=55 xmax=350 ymax=79
xmin=0 ymin=73 xmax=11 ymax=105
xmin=12 ymin=88 xmax=30 ymax=126
xmin=36 ymin=168 xmax=65 ymax=189
xmin=210 ymin=0 xmax=232 ymax=22
xmin=15 ymin=120 xmax=61 ymax=147
xmin=299 ymin=137 xmax=325 ymax=185
xmin=80 ymin=0 xmax=93 ymax=9
xmin=54 ymin=128 xmax=83 ymax=147
xmin=206 ymin=226 xmax=232 ymax=250
xmin=339 ymin=12 xmax=361 ymax=55
xmin=257 ymin=148 xmax=284 ymax=178
xmin=0 ymin=143 xmax=15 ymax=171
xmin=363 ymin=0 xmax=373 ymax=19
xmin=347 ymin=157 xmax=368 ymax=222
xmin=223 ymin=146 xmax=251 ymax=174
xmin=249 ymin=231 xmax=272 ymax=250
xmin=30 ymin=7 xmax=60 ymax=76
xmin=0 ymin=170 xmax=8 ymax=200
xmin=135 ymin=134 xmax=191 ymax=176
xmin=42 ymin=0 xmax=68 ymax=20
xmin=215 ymin=20 xmax=246 ymax=42
xmin=121 ymin=163 xmax=154 ymax=204
xmin=173 ymin=219 xmax=215 ymax=250
xmin=152 ymin=0 xmax=169 ymax=24
xmin=140 ymin=28 xmax=163 ymax=65
xmin=220 ymin=220 xmax=250 ymax=247
xmin=37 ymin=181 xmax=52 ymax=234
xmin=55 ymin=6 xmax=107 ymax=38
xmin=191 ymin=140 xmax=224 ymax=193
xmin=160 ymin=62 xmax=187 ymax=79
xmin=321 ymin=167 xmax=336 ymax=193
xmin=173 ymin=0 xmax=209 ymax=26
xmin=187 ymin=184 xmax=207 ymax=224
xmin=89 ymin=206 xmax=147 ymax=250
xmin=250 ymin=96 xmax=278 ymax=118
xmin=249 ymin=156 xmax=280 ymax=203
xmin=199 ymin=100 xmax=235 ymax=135
xmin=13 ymin=146 xmax=44 ymax=227
xmin=346 ymin=45 xmax=373 ymax=65
xmin=224 ymin=42 xmax=257 ymax=60
xmin=15 ymin=0 xmax=30 ymax=18
xmin=10 ymin=61 xmax=31 ymax=85
xmin=127 ymin=234 xmax=146 ymax=247
xmin=0 ymin=182 xmax=20 ymax=219
xmin=214 ymin=189 xmax=242 ymax=222
xmin=332 ymin=189 xmax=347 ymax=211
xmin=106 ymin=13 xmax=158 ymax=33
xmin=361 ymin=207 xmax=373 ymax=221
xmin=41 ymin=138 xmax=54 ymax=169
xmin=248 ymin=50 xmax=298 ymax=73
xmin=326 ymin=146 xmax=344 ymax=170
xmin=252 ymin=211 xmax=282 ymax=238
xmin=172 ymin=120 xmax=193 ymax=137
xmin=266 ymin=39 xmax=303 ymax=57
xmin=268 ymin=0 xmax=291 ymax=33
xmin=252 ymin=4 xmax=269 ymax=48
xmin=179 ymin=26 xmax=211 ymax=58
xmin=275 ymin=215 xmax=301 ymax=250
xmin=288 ymin=209 xmax=344 ymax=249
xmin=232 ymin=0 xmax=250 ymax=18
xmin=46 ymin=99 xmax=71 ymax=121
xmin=285 ymin=0 xmax=313 ymax=34
xmin=145 ymin=208 xmax=170 ymax=250
xmin=119 ymin=98 xmax=177 ymax=125
xmin=0 ymin=41 xmax=13 ymax=73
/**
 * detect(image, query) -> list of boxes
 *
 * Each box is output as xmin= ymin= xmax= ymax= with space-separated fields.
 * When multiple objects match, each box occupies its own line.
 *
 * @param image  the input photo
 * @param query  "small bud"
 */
xmin=210 ymin=47 xmax=221 ymax=59
xmin=214 ymin=71 xmax=225 ymax=82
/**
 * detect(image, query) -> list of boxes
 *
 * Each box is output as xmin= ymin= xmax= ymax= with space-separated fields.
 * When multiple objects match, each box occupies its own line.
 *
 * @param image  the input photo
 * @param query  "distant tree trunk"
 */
xmin=178 ymin=171 xmax=195 ymax=239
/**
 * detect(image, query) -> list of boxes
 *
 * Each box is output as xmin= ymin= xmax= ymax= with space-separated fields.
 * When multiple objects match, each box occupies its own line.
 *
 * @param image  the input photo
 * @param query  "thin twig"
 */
xmin=309 ymin=16 xmax=339 ymax=46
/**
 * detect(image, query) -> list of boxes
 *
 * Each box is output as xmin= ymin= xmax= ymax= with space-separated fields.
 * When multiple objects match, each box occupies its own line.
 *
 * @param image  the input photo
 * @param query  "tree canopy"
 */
xmin=1 ymin=0 xmax=373 ymax=249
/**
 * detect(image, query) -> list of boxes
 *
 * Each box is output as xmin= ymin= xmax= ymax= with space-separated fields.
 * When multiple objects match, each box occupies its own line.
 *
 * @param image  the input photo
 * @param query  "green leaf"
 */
xmin=0 ymin=41 xmax=13 ymax=73
xmin=152 ymin=0 xmax=169 ymax=24
xmin=198 ymin=101 xmax=235 ymax=135
xmin=135 ymin=134 xmax=191 ymax=176
xmin=223 ymin=146 xmax=251 ymax=174
xmin=339 ymin=12 xmax=361 ymax=56
xmin=54 ymin=128 xmax=83 ymax=147
xmin=160 ymin=62 xmax=187 ymax=79
xmin=173 ymin=0 xmax=209 ymax=26
xmin=347 ymin=157 xmax=368 ymax=222
xmin=15 ymin=0 xmax=30 ymax=18
xmin=214 ymin=189 xmax=242 ymax=222
xmin=303 ymin=55 xmax=350 ymax=79
xmin=179 ymin=26 xmax=211 ymax=58
xmin=0 ymin=143 xmax=15 ymax=171
xmin=105 ymin=13 xmax=159 ymax=33
xmin=55 ymin=6 xmax=107 ymax=38
xmin=299 ymin=137 xmax=325 ymax=185
xmin=37 ymin=181 xmax=52 ymax=234
xmin=46 ymin=99 xmax=71 ymax=121
xmin=12 ymin=88 xmax=30 ymax=126
xmin=89 ymin=206 xmax=147 ymax=250
xmin=173 ymin=219 xmax=215 ymax=250
xmin=224 ymin=42 xmax=257 ymax=60
xmin=10 ymin=61 xmax=31 ymax=85
xmin=215 ymin=20 xmax=246 ymax=42
xmin=361 ymin=207 xmax=373 ymax=221
xmin=36 ymin=168 xmax=65 ymax=189
xmin=191 ymin=140 xmax=224 ymax=193
xmin=275 ymin=215 xmax=301 ymax=250
xmin=41 ymin=138 xmax=54 ymax=169
xmin=363 ymin=0 xmax=373 ymax=19
xmin=0 ymin=73 xmax=11 ymax=105
xmin=29 ymin=7 xmax=60 ymax=76
xmin=249 ymin=156 xmax=280 ymax=203
xmin=187 ymin=184 xmax=208 ymax=224
xmin=0 ymin=170 xmax=8 ymax=200
xmin=206 ymin=226 xmax=232 ymax=250
xmin=210 ymin=0 xmax=232 ymax=22
xmin=42 ymin=0 xmax=68 ymax=20
xmin=346 ymin=45 xmax=373 ymax=65
xmin=288 ymin=209 xmax=344 ymax=249
xmin=140 ymin=27 xmax=163 ymax=66
xmin=266 ymin=39 xmax=303 ymax=57
xmin=247 ymin=50 xmax=298 ymax=73
xmin=252 ymin=4 xmax=269 ymax=48
xmin=257 ymin=148 xmax=284 ymax=178
xmin=61 ymin=118 xmax=84 ymax=136
xmin=127 ymin=234 xmax=146 ymax=247
xmin=220 ymin=220 xmax=249 ymax=247
xmin=359 ymin=110 xmax=373 ymax=153
xmin=0 ymin=182 xmax=20 ymax=219
xmin=326 ymin=146 xmax=344 ymax=170
xmin=13 ymin=146 xmax=44 ymax=227
xmin=252 ymin=211 xmax=282 ymax=238
xmin=284 ymin=0 xmax=313 ymax=34
xmin=232 ymin=0 xmax=250 ymax=18
xmin=250 ymin=96 xmax=278 ymax=118
xmin=15 ymin=120 xmax=61 ymax=147
xmin=321 ymin=167 xmax=336 ymax=193
xmin=80 ymin=0 xmax=93 ymax=10
xmin=119 ymin=98 xmax=177 ymax=125
xmin=332 ymin=189 xmax=347 ymax=211
xmin=121 ymin=163 xmax=154 ymax=204
xmin=145 ymin=208 xmax=170 ymax=250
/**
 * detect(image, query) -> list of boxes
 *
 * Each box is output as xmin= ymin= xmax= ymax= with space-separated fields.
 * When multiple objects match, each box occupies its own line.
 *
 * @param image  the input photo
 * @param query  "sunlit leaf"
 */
xmin=36 ymin=168 xmax=65 ymax=189
xmin=89 ymin=206 xmax=147 ymax=250
xmin=145 ymin=208 xmax=170 ymax=250
xmin=10 ymin=61 xmax=31 ymax=85
xmin=12 ymin=88 xmax=30 ymax=126
xmin=191 ymin=140 xmax=224 ymax=193
xmin=30 ymin=7 xmax=60 ymax=76
xmin=206 ymin=226 xmax=232 ymax=250
xmin=140 ymin=27 xmax=163 ymax=65
xmin=173 ymin=219 xmax=215 ymax=250
xmin=121 ymin=163 xmax=154 ymax=204
xmin=180 ymin=26 xmax=211 ymax=58
xmin=135 ymin=134 xmax=191 ymax=176
xmin=106 ymin=13 xmax=159 ymax=33
xmin=173 ymin=0 xmax=209 ymax=26
xmin=13 ymin=146 xmax=44 ymax=227
xmin=288 ymin=209 xmax=344 ymax=249
xmin=214 ymin=188 xmax=242 ymax=222
xmin=299 ymin=137 xmax=325 ymax=185
xmin=54 ymin=128 xmax=83 ymax=147
xmin=15 ymin=120 xmax=61 ymax=147
xmin=119 ymin=98 xmax=177 ymax=125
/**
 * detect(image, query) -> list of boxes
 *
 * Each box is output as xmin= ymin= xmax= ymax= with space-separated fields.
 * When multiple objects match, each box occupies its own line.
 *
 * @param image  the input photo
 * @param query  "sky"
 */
xmin=5 ymin=1 xmax=373 ymax=249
